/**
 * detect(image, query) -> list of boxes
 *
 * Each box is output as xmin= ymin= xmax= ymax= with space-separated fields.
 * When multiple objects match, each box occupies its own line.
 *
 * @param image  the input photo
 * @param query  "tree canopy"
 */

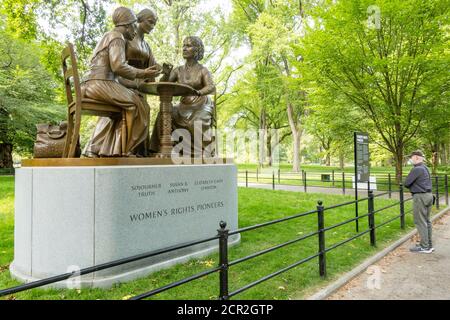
xmin=0 ymin=22 xmax=65 ymax=166
xmin=0 ymin=0 xmax=448 ymax=172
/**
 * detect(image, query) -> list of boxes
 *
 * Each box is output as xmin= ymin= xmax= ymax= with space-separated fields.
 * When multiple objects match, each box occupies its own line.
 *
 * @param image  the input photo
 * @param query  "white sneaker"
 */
xmin=410 ymin=246 xmax=434 ymax=254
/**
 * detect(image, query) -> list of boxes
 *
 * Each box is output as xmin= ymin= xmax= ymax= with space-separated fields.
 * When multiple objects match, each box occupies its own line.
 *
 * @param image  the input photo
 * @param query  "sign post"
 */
xmin=354 ymin=132 xmax=370 ymax=232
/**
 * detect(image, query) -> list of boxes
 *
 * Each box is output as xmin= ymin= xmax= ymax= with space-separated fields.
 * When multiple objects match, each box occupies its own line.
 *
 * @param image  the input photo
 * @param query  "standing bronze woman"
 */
xmin=150 ymin=36 xmax=216 ymax=156
xmin=83 ymin=7 xmax=160 ymax=157
xmin=125 ymin=8 xmax=160 ymax=156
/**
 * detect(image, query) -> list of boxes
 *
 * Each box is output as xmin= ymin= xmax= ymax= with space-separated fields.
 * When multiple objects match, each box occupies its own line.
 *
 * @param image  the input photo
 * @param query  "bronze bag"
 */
xmin=33 ymin=122 xmax=68 ymax=158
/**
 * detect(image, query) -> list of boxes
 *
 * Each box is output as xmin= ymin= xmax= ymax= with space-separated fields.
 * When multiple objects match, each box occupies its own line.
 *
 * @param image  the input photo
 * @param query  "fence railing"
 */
xmin=238 ymin=170 xmax=449 ymax=207
xmin=0 ymin=168 xmax=15 ymax=176
xmin=0 ymin=184 xmax=422 ymax=300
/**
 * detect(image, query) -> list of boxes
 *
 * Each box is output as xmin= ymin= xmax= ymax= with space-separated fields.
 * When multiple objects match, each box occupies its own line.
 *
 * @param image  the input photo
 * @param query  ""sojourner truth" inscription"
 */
xmin=131 ymin=183 xmax=162 ymax=198
xmin=130 ymin=178 xmax=226 ymax=198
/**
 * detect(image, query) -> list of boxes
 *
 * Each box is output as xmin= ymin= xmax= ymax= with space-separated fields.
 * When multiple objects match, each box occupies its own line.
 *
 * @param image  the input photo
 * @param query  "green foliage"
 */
xmin=0 ymin=0 xmax=448 ymax=167
xmin=301 ymin=0 xmax=449 ymax=174
xmin=0 ymin=28 xmax=65 ymax=155
xmin=0 ymin=0 xmax=40 ymax=40
xmin=36 ymin=0 xmax=112 ymax=72
xmin=225 ymin=1 xmax=308 ymax=168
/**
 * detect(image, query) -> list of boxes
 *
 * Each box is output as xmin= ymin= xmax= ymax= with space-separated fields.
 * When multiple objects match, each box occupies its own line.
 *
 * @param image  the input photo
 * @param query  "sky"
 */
xmin=198 ymin=0 xmax=233 ymax=16
xmin=39 ymin=0 xmax=236 ymax=45
xmin=120 ymin=0 xmax=233 ymax=18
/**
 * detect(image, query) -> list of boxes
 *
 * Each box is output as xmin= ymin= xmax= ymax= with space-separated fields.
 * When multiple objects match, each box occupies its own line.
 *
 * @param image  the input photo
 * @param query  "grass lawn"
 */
xmin=0 ymin=175 xmax=419 ymax=300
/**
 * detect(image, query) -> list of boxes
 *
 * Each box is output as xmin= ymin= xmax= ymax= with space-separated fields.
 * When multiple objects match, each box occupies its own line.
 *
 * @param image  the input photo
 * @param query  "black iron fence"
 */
xmin=239 ymin=170 xmax=449 ymax=208
xmin=0 ymin=184 xmax=423 ymax=300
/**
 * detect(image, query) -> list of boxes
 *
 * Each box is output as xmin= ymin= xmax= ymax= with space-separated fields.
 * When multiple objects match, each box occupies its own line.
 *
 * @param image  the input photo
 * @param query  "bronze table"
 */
xmin=140 ymin=82 xmax=197 ymax=158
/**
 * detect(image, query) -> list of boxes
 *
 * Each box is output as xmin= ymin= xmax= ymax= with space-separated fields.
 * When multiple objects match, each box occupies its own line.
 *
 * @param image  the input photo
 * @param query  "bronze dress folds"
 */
xmin=124 ymin=34 xmax=158 ymax=156
xmin=82 ymin=31 xmax=151 ymax=157
xmin=150 ymin=63 xmax=216 ymax=153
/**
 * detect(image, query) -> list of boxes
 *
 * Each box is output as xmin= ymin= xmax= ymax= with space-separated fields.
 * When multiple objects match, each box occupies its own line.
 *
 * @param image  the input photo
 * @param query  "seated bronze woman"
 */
xmin=150 ymin=36 xmax=216 ymax=156
xmin=83 ymin=8 xmax=160 ymax=157
xmin=82 ymin=7 xmax=160 ymax=157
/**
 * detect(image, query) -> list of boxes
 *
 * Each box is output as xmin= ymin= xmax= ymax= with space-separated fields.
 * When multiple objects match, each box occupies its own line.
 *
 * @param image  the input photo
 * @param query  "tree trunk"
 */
xmin=394 ymin=145 xmax=404 ymax=184
xmin=174 ymin=22 xmax=181 ymax=59
xmin=440 ymin=142 xmax=447 ymax=166
xmin=266 ymin=128 xmax=272 ymax=167
xmin=339 ymin=152 xmax=345 ymax=170
xmin=292 ymin=131 xmax=301 ymax=172
xmin=259 ymin=108 xmax=266 ymax=168
xmin=326 ymin=153 xmax=331 ymax=166
xmin=442 ymin=142 xmax=450 ymax=166
xmin=431 ymin=144 xmax=438 ymax=176
xmin=0 ymin=143 xmax=13 ymax=169
xmin=287 ymin=102 xmax=301 ymax=172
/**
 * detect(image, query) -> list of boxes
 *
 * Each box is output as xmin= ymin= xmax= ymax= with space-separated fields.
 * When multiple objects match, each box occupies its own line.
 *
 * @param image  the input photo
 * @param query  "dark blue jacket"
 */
xmin=404 ymin=163 xmax=432 ymax=194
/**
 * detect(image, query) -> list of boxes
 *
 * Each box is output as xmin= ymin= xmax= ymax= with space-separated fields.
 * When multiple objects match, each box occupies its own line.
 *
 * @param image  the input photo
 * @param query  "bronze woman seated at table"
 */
xmin=150 ymin=36 xmax=216 ymax=156
xmin=82 ymin=7 xmax=160 ymax=157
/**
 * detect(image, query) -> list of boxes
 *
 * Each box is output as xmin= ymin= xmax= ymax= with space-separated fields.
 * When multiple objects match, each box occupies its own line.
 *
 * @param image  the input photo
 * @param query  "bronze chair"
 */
xmin=61 ymin=42 xmax=127 ymax=158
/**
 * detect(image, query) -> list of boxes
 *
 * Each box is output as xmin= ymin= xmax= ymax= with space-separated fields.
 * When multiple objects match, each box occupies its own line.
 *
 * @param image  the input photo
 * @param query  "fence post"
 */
xmin=317 ymin=201 xmax=327 ymax=278
xmin=435 ymin=176 xmax=440 ymax=210
xmin=342 ymin=172 xmax=346 ymax=195
xmin=332 ymin=170 xmax=335 ymax=187
xmin=388 ymin=173 xmax=392 ymax=199
xmin=218 ymin=221 xmax=229 ymax=300
xmin=445 ymin=174 xmax=449 ymax=206
xmin=399 ymin=184 xmax=405 ymax=230
xmin=368 ymin=190 xmax=376 ymax=247
xmin=272 ymin=171 xmax=275 ymax=190
xmin=303 ymin=171 xmax=307 ymax=193
xmin=245 ymin=170 xmax=248 ymax=188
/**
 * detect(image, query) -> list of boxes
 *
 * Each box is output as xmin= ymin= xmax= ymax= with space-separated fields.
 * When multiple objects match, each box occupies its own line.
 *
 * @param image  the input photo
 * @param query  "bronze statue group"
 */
xmin=82 ymin=7 xmax=216 ymax=158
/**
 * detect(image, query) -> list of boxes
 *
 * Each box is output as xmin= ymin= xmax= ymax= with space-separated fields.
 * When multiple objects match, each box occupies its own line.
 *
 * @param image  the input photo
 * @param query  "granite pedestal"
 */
xmin=11 ymin=162 xmax=239 ymax=288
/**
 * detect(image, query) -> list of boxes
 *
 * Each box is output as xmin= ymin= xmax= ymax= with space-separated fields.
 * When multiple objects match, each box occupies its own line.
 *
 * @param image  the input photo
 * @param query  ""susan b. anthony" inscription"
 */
xmin=168 ymin=181 xmax=189 ymax=194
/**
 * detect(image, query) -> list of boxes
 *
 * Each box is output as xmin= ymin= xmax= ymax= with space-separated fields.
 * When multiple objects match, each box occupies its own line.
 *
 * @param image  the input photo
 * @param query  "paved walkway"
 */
xmin=240 ymin=181 xmax=450 ymax=299
xmin=239 ymin=182 xmax=385 ymax=196
xmin=327 ymin=211 xmax=450 ymax=300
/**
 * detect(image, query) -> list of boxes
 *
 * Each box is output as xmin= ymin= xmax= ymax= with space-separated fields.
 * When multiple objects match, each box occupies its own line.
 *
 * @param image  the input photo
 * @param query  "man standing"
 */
xmin=404 ymin=150 xmax=434 ymax=253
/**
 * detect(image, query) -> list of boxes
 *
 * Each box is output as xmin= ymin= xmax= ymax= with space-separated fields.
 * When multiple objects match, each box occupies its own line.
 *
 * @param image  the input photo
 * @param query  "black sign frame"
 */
xmin=353 ymin=132 xmax=370 ymax=232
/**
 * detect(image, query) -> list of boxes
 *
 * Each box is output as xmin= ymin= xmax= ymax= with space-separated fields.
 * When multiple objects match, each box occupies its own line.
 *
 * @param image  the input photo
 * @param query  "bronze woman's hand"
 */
xmin=143 ymin=65 xmax=162 ymax=78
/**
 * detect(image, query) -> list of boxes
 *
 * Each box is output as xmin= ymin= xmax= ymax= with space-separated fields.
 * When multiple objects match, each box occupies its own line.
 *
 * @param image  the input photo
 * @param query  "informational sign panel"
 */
xmin=354 ymin=132 xmax=370 ymax=183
